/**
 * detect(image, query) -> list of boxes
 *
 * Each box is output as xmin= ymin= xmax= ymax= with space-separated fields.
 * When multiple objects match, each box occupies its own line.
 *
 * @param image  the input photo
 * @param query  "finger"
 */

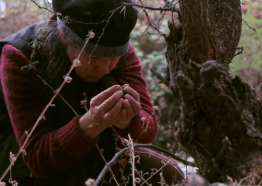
xmin=114 ymin=109 xmax=128 ymax=130
xmin=120 ymin=108 xmax=127 ymax=122
xmin=124 ymin=94 xmax=141 ymax=114
xmin=122 ymin=99 xmax=134 ymax=119
xmin=103 ymin=98 xmax=123 ymax=119
xmin=122 ymin=84 xmax=129 ymax=88
xmin=90 ymin=85 xmax=121 ymax=106
xmin=99 ymin=91 xmax=123 ymax=113
xmin=123 ymin=86 xmax=140 ymax=102
xmin=122 ymin=108 xmax=127 ymax=119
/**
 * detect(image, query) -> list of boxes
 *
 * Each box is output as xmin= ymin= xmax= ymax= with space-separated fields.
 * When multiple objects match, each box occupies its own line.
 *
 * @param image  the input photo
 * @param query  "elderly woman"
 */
xmin=0 ymin=0 xmax=184 ymax=185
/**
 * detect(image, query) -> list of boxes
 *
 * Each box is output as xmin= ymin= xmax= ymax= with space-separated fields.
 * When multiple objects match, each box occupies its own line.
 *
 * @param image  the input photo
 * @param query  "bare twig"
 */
xmin=121 ymin=2 xmax=180 ymax=13
xmin=150 ymin=68 xmax=170 ymax=87
xmin=137 ymin=0 xmax=165 ymax=36
xmin=233 ymin=47 xmax=244 ymax=57
xmin=31 ymin=0 xmax=107 ymax=25
xmin=128 ymin=135 xmax=136 ymax=186
xmin=158 ymin=11 xmax=167 ymax=26
xmin=140 ymin=159 xmax=173 ymax=186
xmin=37 ymin=75 xmax=78 ymax=116
xmin=30 ymin=0 xmax=54 ymax=13
xmin=95 ymin=145 xmax=120 ymax=186
xmin=238 ymin=173 xmax=253 ymax=185
xmin=44 ymin=0 xmax=52 ymax=9
xmin=196 ymin=141 xmax=213 ymax=157
xmin=222 ymin=2 xmax=256 ymax=32
xmin=135 ymin=169 xmax=150 ymax=186
xmin=93 ymin=144 xmax=195 ymax=186
xmin=89 ymin=7 xmax=122 ymax=61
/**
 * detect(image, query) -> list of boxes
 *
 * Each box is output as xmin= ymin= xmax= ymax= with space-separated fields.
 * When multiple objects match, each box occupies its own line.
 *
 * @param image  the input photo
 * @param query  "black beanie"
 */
xmin=52 ymin=0 xmax=138 ymax=57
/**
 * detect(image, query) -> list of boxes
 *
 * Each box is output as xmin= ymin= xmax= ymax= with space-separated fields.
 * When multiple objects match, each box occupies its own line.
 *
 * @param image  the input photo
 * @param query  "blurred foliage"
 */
xmin=130 ymin=0 xmax=181 ymax=151
xmin=1 ymin=0 xmax=262 ymax=152
xmin=230 ymin=0 xmax=262 ymax=87
xmin=0 ymin=0 xmax=50 ymax=39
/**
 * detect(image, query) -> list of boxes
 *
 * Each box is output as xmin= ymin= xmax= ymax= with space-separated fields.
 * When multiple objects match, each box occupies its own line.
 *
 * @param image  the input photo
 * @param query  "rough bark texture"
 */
xmin=165 ymin=0 xmax=262 ymax=183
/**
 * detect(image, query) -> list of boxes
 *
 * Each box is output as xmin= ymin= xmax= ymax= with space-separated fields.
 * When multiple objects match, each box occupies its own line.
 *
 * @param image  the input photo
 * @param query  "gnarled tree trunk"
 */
xmin=166 ymin=0 xmax=262 ymax=183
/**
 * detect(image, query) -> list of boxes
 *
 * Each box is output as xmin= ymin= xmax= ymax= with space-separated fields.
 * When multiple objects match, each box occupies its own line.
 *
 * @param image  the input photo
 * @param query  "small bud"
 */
xmin=21 ymin=149 xmax=27 ymax=156
xmin=24 ymin=130 xmax=29 ymax=136
xmin=64 ymin=76 xmax=73 ymax=83
xmin=73 ymin=59 xmax=81 ymax=67
xmin=153 ymin=106 xmax=159 ymax=110
xmin=81 ymin=100 xmax=87 ymax=105
xmin=88 ymin=31 xmax=95 ymax=39
xmin=8 ymin=179 xmax=18 ymax=186
xmin=9 ymin=152 xmax=16 ymax=165
xmin=85 ymin=178 xmax=95 ymax=186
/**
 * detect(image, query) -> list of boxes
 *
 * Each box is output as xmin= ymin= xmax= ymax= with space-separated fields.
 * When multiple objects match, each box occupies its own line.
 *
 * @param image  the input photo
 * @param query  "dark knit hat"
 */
xmin=52 ymin=0 xmax=138 ymax=57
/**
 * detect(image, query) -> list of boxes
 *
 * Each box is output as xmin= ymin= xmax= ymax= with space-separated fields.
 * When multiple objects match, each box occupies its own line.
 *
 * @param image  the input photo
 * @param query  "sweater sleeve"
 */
xmin=0 ymin=44 xmax=99 ymax=178
xmin=112 ymin=44 xmax=158 ymax=143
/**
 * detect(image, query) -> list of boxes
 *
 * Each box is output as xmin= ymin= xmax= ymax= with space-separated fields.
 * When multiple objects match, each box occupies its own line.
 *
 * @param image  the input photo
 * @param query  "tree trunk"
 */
xmin=165 ymin=0 xmax=262 ymax=183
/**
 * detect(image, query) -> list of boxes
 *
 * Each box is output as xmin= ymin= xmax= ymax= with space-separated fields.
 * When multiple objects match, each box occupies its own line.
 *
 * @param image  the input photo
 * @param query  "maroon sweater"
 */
xmin=0 ymin=44 xmax=158 ymax=180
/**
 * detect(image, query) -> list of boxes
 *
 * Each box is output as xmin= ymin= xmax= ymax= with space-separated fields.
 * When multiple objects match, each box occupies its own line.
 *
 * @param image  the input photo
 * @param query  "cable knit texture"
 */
xmin=0 ymin=43 xmax=158 ymax=180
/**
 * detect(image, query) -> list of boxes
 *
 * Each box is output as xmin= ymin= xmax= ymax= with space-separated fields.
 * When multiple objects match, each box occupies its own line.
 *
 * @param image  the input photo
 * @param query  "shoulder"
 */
xmin=0 ymin=44 xmax=39 ymax=82
xmin=2 ymin=44 xmax=26 ymax=57
xmin=0 ymin=21 xmax=46 ymax=60
xmin=125 ymin=43 xmax=139 ymax=60
xmin=116 ymin=43 xmax=140 ymax=68
xmin=1 ymin=44 xmax=30 ymax=67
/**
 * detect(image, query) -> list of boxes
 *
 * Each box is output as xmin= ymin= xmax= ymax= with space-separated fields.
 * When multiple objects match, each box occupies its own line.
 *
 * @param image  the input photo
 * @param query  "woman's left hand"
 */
xmin=113 ymin=84 xmax=141 ymax=130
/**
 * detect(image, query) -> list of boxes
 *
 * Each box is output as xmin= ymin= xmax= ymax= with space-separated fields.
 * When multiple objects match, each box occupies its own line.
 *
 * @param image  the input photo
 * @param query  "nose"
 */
xmin=96 ymin=57 xmax=111 ymax=75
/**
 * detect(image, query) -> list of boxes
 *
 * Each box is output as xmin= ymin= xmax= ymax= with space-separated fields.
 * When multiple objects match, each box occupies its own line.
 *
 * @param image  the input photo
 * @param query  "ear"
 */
xmin=59 ymin=32 xmax=67 ymax=45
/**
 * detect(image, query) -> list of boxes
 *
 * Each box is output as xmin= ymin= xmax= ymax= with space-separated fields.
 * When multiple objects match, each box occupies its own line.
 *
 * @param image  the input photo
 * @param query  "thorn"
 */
xmin=21 ymin=149 xmax=27 ymax=156
xmin=9 ymin=152 xmax=16 ymax=165
xmin=24 ymin=130 xmax=29 ymax=136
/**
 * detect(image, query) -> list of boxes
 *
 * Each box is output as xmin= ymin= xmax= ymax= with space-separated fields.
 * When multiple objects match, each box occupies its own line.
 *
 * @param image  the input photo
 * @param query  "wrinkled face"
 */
xmin=67 ymin=46 xmax=121 ymax=82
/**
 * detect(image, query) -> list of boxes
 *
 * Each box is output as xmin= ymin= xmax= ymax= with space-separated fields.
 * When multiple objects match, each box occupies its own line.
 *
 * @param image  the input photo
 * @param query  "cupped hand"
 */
xmin=79 ymin=84 xmax=141 ymax=138
xmin=113 ymin=84 xmax=142 ymax=130
xmin=79 ymin=85 xmax=124 ymax=138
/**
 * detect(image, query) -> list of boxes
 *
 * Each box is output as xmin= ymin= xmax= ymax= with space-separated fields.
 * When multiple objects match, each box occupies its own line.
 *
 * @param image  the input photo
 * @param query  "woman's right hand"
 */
xmin=79 ymin=85 xmax=124 ymax=139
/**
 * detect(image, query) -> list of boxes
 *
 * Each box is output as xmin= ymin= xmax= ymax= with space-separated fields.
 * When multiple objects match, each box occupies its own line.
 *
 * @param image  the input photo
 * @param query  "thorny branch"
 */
xmin=30 ymin=0 xmax=54 ymax=13
xmin=89 ymin=6 xmax=123 ymax=61
xmin=150 ymin=68 xmax=170 ymax=87
xmin=233 ymin=47 xmax=244 ymax=57
xmin=37 ymin=75 xmax=78 ymax=116
xmin=93 ymin=144 xmax=195 ymax=186
xmin=222 ymin=2 xmax=256 ymax=32
xmin=95 ymin=145 xmax=120 ymax=186
xmin=121 ymin=2 xmax=180 ymax=13
xmin=137 ymin=0 xmax=165 ymax=35
xmin=140 ymin=159 xmax=173 ymax=186
xmin=122 ymin=0 xmax=180 ymax=37
xmin=44 ymin=0 xmax=52 ymax=9
xmin=0 ymin=31 xmax=95 ymax=183
xmin=150 ymin=68 xmax=179 ymax=97
xmin=30 ymin=0 xmax=107 ymax=25
xmin=128 ymin=135 xmax=136 ymax=186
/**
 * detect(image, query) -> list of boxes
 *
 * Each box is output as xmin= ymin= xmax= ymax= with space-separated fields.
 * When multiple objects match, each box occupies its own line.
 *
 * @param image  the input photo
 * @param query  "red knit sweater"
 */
xmin=0 ymin=44 xmax=158 ymax=179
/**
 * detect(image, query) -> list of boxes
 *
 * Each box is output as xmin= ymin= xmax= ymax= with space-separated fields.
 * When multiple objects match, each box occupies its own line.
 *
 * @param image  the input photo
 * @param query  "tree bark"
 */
xmin=165 ymin=0 xmax=262 ymax=183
